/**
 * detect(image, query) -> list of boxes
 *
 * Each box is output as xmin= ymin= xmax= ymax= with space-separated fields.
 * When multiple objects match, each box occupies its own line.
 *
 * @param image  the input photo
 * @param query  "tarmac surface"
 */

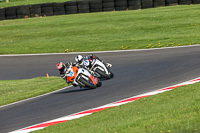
xmin=1 ymin=45 xmax=200 ymax=132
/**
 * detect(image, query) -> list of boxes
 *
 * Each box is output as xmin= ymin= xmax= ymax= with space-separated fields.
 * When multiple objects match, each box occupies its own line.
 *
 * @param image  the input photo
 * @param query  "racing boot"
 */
xmin=106 ymin=63 xmax=112 ymax=68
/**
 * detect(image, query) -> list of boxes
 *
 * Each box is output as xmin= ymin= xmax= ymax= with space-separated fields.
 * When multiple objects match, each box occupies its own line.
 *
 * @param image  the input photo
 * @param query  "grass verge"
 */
xmin=0 ymin=76 xmax=68 ymax=106
xmin=0 ymin=5 xmax=200 ymax=54
xmin=33 ymin=81 xmax=200 ymax=133
xmin=0 ymin=0 xmax=71 ymax=8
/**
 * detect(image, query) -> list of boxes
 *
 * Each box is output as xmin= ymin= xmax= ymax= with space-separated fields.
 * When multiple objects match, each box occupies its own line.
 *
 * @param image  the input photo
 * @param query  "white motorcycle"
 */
xmin=65 ymin=65 xmax=102 ymax=89
xmin=83 ymin=58 xmax=114 ymax=79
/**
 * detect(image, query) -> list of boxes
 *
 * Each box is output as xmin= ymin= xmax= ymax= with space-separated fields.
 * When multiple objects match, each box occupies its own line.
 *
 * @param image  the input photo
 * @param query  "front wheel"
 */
xmin=79 ymin=77 xmax=97 ymax=89
xmin=97 ymin=81 xmax=102 ymax=87
xmin=110 ymin=72 xmax=114 ymax=78
xmin=96 ymin=68 xmax=113 ymax=79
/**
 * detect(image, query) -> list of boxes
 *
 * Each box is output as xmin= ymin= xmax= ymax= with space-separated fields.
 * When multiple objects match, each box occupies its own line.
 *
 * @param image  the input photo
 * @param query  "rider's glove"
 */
xmin=61 ymin=74 xmax=65 ymax=79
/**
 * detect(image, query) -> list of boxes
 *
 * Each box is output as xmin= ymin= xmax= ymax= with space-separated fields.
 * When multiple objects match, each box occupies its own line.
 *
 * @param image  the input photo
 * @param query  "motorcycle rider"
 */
xmin=56 ymin=62 xmax=77 ymax=87
xmin=75 ymin=54 xmax=112 ymax=70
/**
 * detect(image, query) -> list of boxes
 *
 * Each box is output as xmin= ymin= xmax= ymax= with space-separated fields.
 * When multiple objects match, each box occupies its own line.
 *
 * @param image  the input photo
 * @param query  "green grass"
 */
xmin=0 ymin=5 xmax=200 ymax=54
xmin=33 ymin=81 xmax=200 ymax=133
xmin=0 ymin=0 xmax=71 ymax=8
xmin=0 ymin=77 xmax=68 ymax=106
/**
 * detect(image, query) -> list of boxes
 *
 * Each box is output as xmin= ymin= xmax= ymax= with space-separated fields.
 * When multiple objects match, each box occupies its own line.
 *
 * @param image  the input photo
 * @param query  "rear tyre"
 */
xmin=79 ymin=77 xmax=97 ymax=89
xmin=96 ymin=68 xmax=112 ymax=79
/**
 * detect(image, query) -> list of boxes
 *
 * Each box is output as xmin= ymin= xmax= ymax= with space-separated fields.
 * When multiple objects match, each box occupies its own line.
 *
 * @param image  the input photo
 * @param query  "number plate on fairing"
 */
xmin=70 ymin=72 xmax=74 ymax=77
xmin=84 ymin=60 xmax=90 ymax=66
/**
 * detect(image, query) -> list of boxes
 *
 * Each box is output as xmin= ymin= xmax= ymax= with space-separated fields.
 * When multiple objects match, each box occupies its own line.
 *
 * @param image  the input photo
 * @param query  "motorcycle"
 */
xmin=83 ymin=58 xmax=114 ymax=79
xmin=65 ymin=65 xmax=102 ymax=89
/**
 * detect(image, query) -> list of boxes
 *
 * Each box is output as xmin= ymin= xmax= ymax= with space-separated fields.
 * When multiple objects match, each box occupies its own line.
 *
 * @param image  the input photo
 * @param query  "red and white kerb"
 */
xmin=10 ymin=77 xmax=200 ymax=133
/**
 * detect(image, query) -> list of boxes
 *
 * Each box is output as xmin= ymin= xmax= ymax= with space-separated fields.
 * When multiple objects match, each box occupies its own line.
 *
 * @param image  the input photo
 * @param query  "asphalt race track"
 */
xmin=1 ymin=45 xmax=200 ymax=132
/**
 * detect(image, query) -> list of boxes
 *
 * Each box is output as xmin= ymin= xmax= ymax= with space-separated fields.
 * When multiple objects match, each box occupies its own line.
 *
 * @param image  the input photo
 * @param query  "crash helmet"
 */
xmin=56 ymin=62 xmax=66 ymax=72
xmin=75 ymin=55 xmax=83 ymax=64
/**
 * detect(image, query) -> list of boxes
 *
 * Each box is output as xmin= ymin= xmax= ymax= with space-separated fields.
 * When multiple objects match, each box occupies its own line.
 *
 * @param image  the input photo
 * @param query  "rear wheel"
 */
xmin=79 ymin=77 xmax=97 ymax=89
xmin=96 ymin=68 xmax=113 ymax=79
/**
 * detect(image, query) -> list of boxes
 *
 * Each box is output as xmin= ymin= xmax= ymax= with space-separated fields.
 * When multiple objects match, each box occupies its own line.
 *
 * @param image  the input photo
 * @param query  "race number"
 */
xmin=84 ymin=60 xmax=90 ymax=66
xmin=70 ymin=71 xmax=74 ymax=77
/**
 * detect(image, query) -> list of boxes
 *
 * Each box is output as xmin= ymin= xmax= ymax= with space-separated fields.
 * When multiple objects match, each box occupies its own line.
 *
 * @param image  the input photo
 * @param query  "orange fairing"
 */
xmin=67 ymin=66 xmax=79 ymax=82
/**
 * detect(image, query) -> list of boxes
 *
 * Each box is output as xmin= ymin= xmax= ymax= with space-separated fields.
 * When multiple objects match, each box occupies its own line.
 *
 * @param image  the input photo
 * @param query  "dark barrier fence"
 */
xmin=0 ymin=0 xmax=200 ymax=21
xmin=179 ymin=0 xmax=192 ymax=4
xmin=77 ymin=1 xmax=90 ymax=13
xmin=193 ymin=0 xmax=200 ymax=3
xmin=53 ymin=3 xmax=65 ymax=15
xmin=0 ymin=8 xmax=5 ymax=20
xmin=103 ymin=0 xmax=115 ymax=11
xmin=17 ymin=5 xmax=30 ymax=18
xmin=128 ymin=0 xmax=141 ymax=10
xmin=5 ymin=6 xmax=17 ymax=19
xmin=165 ymin=0 xmax=178 ymax=6
xmin=65 ymin=1 xmax=78 ymax=14
xmin=115 ymin=0 xmax=128 ymax=11
xmin=90 ymin=0 xmax=103 ymax=12
xmin=142 ymin=0 xmax=153 ymax=9
xmin=154 ymin=0 xmax=165 ymax=7
xmin=41 ymin=3 xmax=54 ymax=16
xmin=30 ymin=4 xmax=42 ymax=17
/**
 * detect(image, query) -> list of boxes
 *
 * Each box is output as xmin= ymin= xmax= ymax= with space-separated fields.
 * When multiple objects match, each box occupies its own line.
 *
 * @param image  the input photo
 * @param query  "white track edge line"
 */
xmin=0 ymin=86 xmax=72 ymax=109
xmin=1 ymin=44 xmax=200 ymax=57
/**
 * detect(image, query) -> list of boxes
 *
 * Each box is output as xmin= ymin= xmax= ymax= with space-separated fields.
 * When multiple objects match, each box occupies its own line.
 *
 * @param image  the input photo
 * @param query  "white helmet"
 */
xmin=75 ymin=55 xmax=83 ymax=64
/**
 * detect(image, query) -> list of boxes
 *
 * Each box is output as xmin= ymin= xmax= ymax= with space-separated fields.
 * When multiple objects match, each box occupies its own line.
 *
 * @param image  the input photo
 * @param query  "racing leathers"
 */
xmin=77 ymin=54 xmax=112 ymax=71
xmin=59 ymin=62 xmax=77 ymax=87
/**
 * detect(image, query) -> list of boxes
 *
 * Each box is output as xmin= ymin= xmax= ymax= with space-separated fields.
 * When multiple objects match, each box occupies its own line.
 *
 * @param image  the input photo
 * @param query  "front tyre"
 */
xmin=97 ymin=81 xmax=102 ymax=87
xmin=79 ymin=77 xmax=97 ymax=89
xmin=110 ymin=72 xmax=114 ymax=78
xmin=96 ymin=68 xmax=113 ymax=79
